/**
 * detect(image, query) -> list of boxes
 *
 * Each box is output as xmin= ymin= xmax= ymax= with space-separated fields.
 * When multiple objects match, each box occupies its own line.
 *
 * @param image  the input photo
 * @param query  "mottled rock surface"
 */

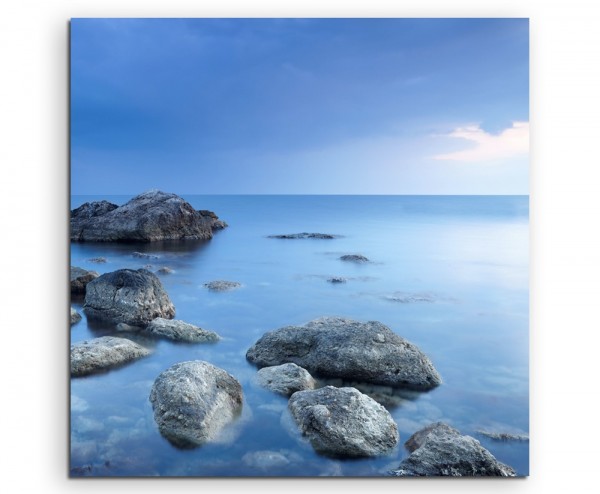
xmin=83 ymin=269 xmax=175 ymax=326
xmin=288 ymin=386 xmax=399 ymax=457
xmin=145 ymin=318 xmax=220 ymax=343
xmin=71 ymin=190 xmax=227 ymax=242
xmin=256 ymin=363 xmax=316 ymax=396
xmin=340 ymin=254 xmax=370 ymax=263
xmin=268 ymin=233 xmax=342 ymax=239
xmin=390 ymin=422 xmax=517 ymax=477
xmin=70 ymin=307 xmax=82 ymax=325
xmin=71 ymin=336 xmax=151 ymax=377
xmin=70 ymin=266 xmax=99 ymax=294
xmin=247 ymin=317 xmax=441 ymax=390
xmin=149 ymin=361 xmax=243 ymax=447
xmin=476 ymin=430 xmax=529 ymax=442
xmin=204 ymin=280 xmax=242 ymax=292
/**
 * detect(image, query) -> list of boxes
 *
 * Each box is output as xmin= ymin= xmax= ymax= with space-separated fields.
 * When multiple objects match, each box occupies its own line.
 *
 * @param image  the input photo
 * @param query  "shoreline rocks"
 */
xmin=256 ymin=363 xmax=316 ymax=396
xmin=71 ymin=266 xmax=99 ymax=294
xmin=288 ymin=386 xmax=399 ymax=457
xmin=389 ymin=422 xmax=517 ymax=477
xmin=268 ymin=233 xmax=342 ymax=239
xmin=71 ymin=336 xmax=152 ymax=377
xmin=149 ymin=361 xmax=243 ymax=447
xmin=204 ymin=280 xmax=242 ymax=292
xmin=71 ymin=190 xmax=227 ymax=242
xmin=83 ymin=269 xmax=175 ymax=326
xmin=340 ymin=254 xmax=370 ymax=263
xmin=145 ymin=318 xmax=220 ymax=343
xmin=246 ymin=317 xmax=441 ymax=391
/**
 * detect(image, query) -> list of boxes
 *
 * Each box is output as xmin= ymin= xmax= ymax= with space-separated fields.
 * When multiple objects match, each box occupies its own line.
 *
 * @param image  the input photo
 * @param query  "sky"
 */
xmin=70 ymin=18 xmax=529 ymax=195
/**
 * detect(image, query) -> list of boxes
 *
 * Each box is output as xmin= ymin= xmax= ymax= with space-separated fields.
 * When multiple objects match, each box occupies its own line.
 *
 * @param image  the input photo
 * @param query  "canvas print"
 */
xmin=70 ymin=18 xmax=529 ymax=477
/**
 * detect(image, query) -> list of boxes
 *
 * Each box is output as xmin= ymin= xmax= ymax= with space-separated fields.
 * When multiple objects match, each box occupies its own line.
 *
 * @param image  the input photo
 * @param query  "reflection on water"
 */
xmin=70 ymin=195 xmax=529 ymax=477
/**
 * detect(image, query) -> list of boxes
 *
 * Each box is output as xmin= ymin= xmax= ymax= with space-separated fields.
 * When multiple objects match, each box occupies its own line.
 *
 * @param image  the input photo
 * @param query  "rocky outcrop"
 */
xmin=70 ymin=190 xmax=227 ymax=242
xmin=149 ymin=361 xmax=243 ymax=447
xmin=268 ymin=233 xmax=342 ymax=239
xmin=145 ymin=318 xmax=220 ymax=343
xmin=70 ymin=307 xmax=82 ymax=325
xmin=288 ymin=386 xmax=399 ymax=457
xmin=256 ymin=363 xmax=316 ymax=396
xmin=246 ymin=317 xmax=441 ymax=391
xmin=70 ymin=266 xmax=99 ymax=294
xmin=340 ymin=254 xmax=370 ymax=263
xmin=389 ymin=422 xmax=517 ymax=477
xmin=71 ymin=336 xmax=151 ymax=377
xmin=204 ymin=280 xmax=241 ymax=292
xmin=83 ymin=269 xmax=175 ymax=326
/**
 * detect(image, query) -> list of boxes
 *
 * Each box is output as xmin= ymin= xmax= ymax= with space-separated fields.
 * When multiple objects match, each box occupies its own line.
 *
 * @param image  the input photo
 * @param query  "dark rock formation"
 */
xmin=70 ymin=307 xmax=82 ymax=325
xmin=70 ymin=266 xmax=99 ymax=294
xmin=71 ymin=190 xmax=227 ymax=242
xmin=71 ymin=336 xmax=152 ymax=377
xmin=204 ymin=280 xmax=242 ymax=292
xmin=327 ymin=277 xmax=347 ymax=284
xmin=340 ymin=254 xmax=370 ymax=263
xmin=268 ymin=233 xmax=342 ymax=239
xmin=145 ymin=318 xmax=220 ymax=343
xmin=247 ymin=317 xmax=441 ymax=391
xmin=256 ymin=363 xmax=316 ymax=396
xmin=288 ymin=386 xmax=399 ymax=457
xmin=389 ymin=422 xmax=517 ymax=477
xmin=83 ymin=269 xmax=175 ymax=326
xmin=149 ymin=361 xmax=243 ymax=447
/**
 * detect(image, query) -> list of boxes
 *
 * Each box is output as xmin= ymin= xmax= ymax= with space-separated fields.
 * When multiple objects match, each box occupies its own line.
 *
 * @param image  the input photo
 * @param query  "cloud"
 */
xmin=433 ymin=121 xmax=529 ymax=162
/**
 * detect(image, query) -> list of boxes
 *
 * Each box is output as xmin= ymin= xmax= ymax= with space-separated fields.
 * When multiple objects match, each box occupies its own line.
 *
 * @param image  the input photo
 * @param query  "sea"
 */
xmin=70 ymin=194 xmax=529 ymax=477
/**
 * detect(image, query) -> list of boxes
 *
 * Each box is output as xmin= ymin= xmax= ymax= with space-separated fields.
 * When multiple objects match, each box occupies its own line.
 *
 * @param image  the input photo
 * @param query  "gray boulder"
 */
xmin=268 ymin=233 xmax=341 ymax=239
xmin=340 ymin=254 xmax=370 ymax=263
xmin=83 ymin=269 xmax=175 ymax=326
xmin=246 ymin=317 xmax=441 ymax=391
xmin=204 ymin=280 xmax=241 ymax=292
xmin=288 ymin=386 xmax=399 ymax=457
xmin=71 ymin=190 xmax=227 ymax=242
xmin=389 ymin=422 xmax=516 ymax=477
xmin=149 ymin=361 xmax=243 ymax=447
xmin=145 ymin=318 xmax=220 ymax=343
xmin=70 ymin=307 xmax=82 ymax=325
xmin=157 ymin=266 xmax=174 ymax=274
xmin=70 ymin=266 xmax=99 ymax=294
xmin=256 ymin=363 xmax=316 ymax=396
xmin=71 ymin=336 xmax=151 ymax=377
xmin=476 ymin=430 xmax=529 ymax=442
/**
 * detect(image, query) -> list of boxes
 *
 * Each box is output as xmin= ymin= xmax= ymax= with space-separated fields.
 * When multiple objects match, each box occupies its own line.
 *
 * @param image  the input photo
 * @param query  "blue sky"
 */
xmin=71 ymin=18 xmax=529 ymax=194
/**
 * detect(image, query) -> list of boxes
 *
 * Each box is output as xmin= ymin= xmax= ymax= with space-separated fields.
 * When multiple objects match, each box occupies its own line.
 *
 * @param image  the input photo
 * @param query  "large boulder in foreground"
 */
xmin=389 ymin=422 xmax=516 ymax=477
xmin=71 ymin=336 xmax=151 ymax=377
xmin=71 ymin=190 xmax=227 ymax=242
xmin=145 ymin=318 xmax=220 ymax=343
xmin=70 ymin=266 xmax=99 ymax=294
xmin=149 ymin=361 xmax=243 ymax=447
xmin=84 ymin=269 xmax=175 ymax=326
xmin=256 ymin=363 xmax=316 ymax=396
xmin=288 ymin=386 xmax=399 ymax=457
xmin=246 ymin=317 xmax=441 ymax=391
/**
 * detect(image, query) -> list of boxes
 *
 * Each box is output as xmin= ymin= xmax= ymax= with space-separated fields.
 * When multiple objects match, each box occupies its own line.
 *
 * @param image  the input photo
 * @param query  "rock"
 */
xmin=242 ymin=450 xmax=291 ymax=469
xmin=145 ymin=318 xmax=220 ymax=343
xmin=70 ymin=307 xmax=82 ymax=325
xmin=71 ymin=190 xmax=227 ymax=242
xmin=157 ymin=266 xmax=174 ymax=274
xmin=149 ymin=361 xmax=243 ymax=447
xmin=340 ymin=254 xmax=370 ymax=263
xmin=115 ymin=322 xmax=142 ymax=332
xmin=88 ymin=257 xmax=107 ymax=263
xmin=70 ymin=266 xmax=99 ymax=294
xmin=288 ymin=386 xmax=399 ymax=457
xmin=204 ymin=280 xmax=242 ymax=292
xmin=268 ymin=233 xmax=342 ymax=239
xmin=476 ymin=430 xmax=529 ymax=442
xmin=389 ymin=422 xmax=516 ymax=477
xmin=256 ymin=363 xmax=316 ymax=396
xmin=246 ymin=317 xmax=441 ymax=391
xmin=327 ymin=277 xmax=347 ymax=284
xmin=132 ymin=252 xmax=160 ymax=259
xmin=384 ymin=292 xmax=435 ymax=303
xmin=83 ymin=269 xmax=175 ymax=326
xmin=71 ymin=336 xmax=152 ymax=377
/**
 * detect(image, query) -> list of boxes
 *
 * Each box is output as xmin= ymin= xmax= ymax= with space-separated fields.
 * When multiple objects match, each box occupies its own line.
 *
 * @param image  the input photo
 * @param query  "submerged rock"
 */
xmin=145 ymin=318 xmax=220 ymax=343
xmin=70 ymin=266 xmax=99 ymax=294
xmin=246 ymin=317 xmax=441 ymax=391
xmin=256 ymin=363 xmax=316 ymax=396
xmin=476 ymin=430 xmax=529 ymax=442
xmin=132 ymin=252 xmax=160 ymax=260
xmin=70 ymin=307 xmax=82 ymax=325
xmin=204 ymin=280 xmax=242 ymax=292
xmin=340 ymin=254 xmax=370 ymax=263
xmin=268 ymin=233 xmax=342 ymax=239
xmin=88 ymin=257 xmax=107 ymax=263
xmin=242 ymin=450 xmax=297 ymax=469
xmin=71 ymin=190 xmax=227 ymax=242
xmin=83 ymin=269 xmax=175 ymax=326
xmin=71 ymin=336 xmax=151 ymax=377
xmin=327 ymin=277 xmax=347 ymax=284
xmin=389 ymin=422 xmax=516 ymax=477
xmin=149 ymin=361 xmax=243 ymax=447
xmin=157 ymin=266 xmax=174 ymax=275
xmin=384 ymin=292 xmax=435 ymax=303
xmin=288 ymin=386 xmax=399 ymax=457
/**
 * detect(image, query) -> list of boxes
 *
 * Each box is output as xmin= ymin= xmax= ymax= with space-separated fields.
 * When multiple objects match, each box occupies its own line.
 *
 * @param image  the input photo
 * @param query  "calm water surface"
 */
xmin=70 ymin=195 xmax=529 ymax=477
